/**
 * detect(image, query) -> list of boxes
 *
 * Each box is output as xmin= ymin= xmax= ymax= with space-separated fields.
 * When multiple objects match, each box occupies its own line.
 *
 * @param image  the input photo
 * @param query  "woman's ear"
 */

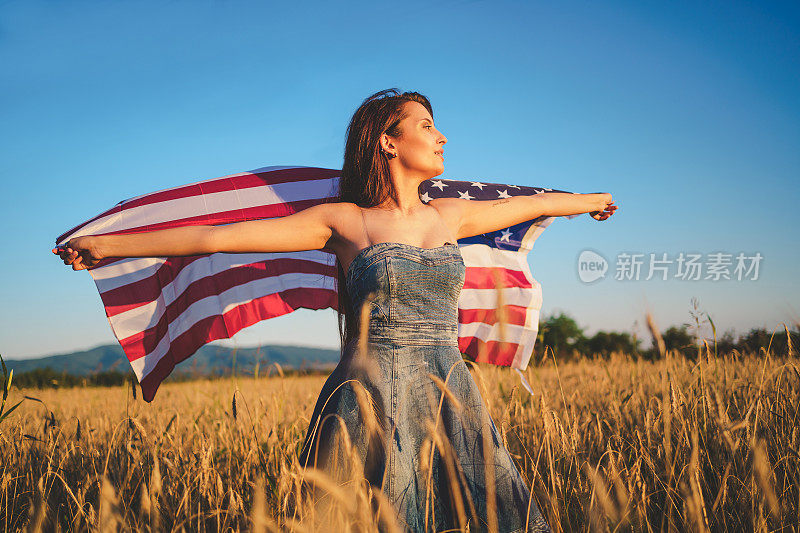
xmin=380 ymin=133 xmax=396 ymax=155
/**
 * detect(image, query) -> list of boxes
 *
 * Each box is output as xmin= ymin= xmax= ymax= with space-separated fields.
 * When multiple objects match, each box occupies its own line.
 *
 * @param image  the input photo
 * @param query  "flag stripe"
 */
xmin=100 ymin=252 xmax=335 ymax=314
xmin=462 ymin=267 xmax=532 ymax=290
xmin=458 ymin=337 xmax=520 ymax=367
xmin=137 ymin=287 xmax=338 ymax=401
xmin=55 ymin=167 xmax=338 ymax=243
xmin=115 ymin=167 xmax=338 ymax=211
xmin=91 ymin=257 xmax=167 ymax=290
xmin=92 ymin=249 xmax=333 ymax=292
xmin=458 ymin=305 xmax=529 ymax=326
xmin=59 ymin=190 xmax=331 ymax=242
xmin=115 ymin=269 xmax=337 ymax=355
xmin=459 ymin=286 xmax=542 ymax=310
xmin=458 ymin=321 xmax=530 ymax=344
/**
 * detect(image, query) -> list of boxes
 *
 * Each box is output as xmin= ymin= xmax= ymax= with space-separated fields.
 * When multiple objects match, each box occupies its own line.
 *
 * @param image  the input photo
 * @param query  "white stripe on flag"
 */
xmin=112 ymin=269 xmax=337 ymax=340
xmin=457 ymin=321 xmax=530 ymax=343
xmin=459 ymin=287 xmax=542 ymax=310
xmin=65 ymin=177 xmax=340 ymax=239
xmin=91 ymin=258 xmax=166 ymax=291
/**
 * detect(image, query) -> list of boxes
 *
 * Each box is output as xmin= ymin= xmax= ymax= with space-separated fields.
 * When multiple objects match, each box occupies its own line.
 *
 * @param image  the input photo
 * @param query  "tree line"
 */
xmin=534 ymin=312 xmax=799 ymax=360
xmin=8 ymin=313 xmax=798 ymax=392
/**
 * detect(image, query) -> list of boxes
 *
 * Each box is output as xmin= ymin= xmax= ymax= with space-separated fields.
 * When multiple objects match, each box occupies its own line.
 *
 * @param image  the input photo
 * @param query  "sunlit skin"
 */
xmin=53 ymin=100 xmax=617 ymax=271
xmin=377 ymin=102 xmax=448 ymax=212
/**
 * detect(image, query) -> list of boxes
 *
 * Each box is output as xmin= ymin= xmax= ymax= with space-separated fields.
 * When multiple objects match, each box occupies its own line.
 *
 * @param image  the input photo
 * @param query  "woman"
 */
xmin=55 ymin=89 xmax=616 ymax=531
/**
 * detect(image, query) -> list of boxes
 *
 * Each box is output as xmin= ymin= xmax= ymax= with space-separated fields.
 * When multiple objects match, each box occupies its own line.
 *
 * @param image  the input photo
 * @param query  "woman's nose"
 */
xmin=439 ymin=132 xmax=447 ymax=145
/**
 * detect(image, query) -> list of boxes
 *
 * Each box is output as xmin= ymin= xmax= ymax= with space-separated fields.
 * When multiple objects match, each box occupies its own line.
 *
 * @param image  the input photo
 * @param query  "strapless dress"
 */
xmin=298 ymin=242 xmax=550 ymax=532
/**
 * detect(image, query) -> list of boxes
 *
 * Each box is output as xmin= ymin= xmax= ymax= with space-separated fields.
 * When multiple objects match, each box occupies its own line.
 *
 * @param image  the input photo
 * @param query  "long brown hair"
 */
xmin=335 ymin=88 xmax=434 ymax=351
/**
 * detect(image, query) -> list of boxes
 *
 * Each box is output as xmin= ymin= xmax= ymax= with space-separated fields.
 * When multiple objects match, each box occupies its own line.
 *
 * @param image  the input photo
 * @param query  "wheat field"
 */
xmin=2 ymin=340 xmax=798 ymax=532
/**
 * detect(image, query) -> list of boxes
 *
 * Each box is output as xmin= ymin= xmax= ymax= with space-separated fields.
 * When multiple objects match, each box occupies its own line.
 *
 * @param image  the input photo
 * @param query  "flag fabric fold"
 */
xmin=56 ymin=166 xmax=575 ymax=401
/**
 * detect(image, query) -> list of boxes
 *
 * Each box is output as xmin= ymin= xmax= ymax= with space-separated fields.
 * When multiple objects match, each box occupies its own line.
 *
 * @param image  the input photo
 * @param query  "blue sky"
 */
xmin=2 ymin=0 xmax=798 ymax=359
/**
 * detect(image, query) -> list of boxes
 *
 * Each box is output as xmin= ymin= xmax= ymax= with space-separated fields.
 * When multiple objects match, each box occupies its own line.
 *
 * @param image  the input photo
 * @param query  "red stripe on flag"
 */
xmin=56 ymin=205 xmax=123 ymax=244
xmin=99 ymin=255 xmax=205 ymax=314
xmin=118 ymin=168 xmax=339 ymax=211
xmin=462 ymin=267 xmax=532 ymax=289
xmin=138 ymin=287 xmax=339 ymax=401
xmin=55 ymin=168 xmax=339 ymax=243
xmin=100 ymin=254 xmax=333 ymax=315
xmin=82 ymin=198 xmax=328 ymax=270
xmin=116 ymin=261 xmax=337 ymax=359
xmin=458 ymin=336 xmax=521 ymax=367
xmin=458 ymin=305 xmax=529 ymax=326
xmin=97 ymin=198 xmax=325 ymax=236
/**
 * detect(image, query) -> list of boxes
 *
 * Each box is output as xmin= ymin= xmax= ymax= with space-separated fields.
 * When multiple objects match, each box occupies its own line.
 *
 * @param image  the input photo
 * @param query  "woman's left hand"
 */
xmin=590 ymin=202 xmax=617 ymax=221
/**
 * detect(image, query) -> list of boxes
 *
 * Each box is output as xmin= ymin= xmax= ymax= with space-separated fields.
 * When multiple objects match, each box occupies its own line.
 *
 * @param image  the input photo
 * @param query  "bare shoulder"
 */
xmin=307 ymin=201 xmax=359 ymax=222
xmin=324 ymin=201 xmax=361 ymax=222
xmin=427 ymin=198 xmax=469 ymax=239
xmin=428 ymin=197 xmax=469 ymax=218
xmin=428 ymin=197 xmax=467 ymax=214
xmin=318 ymin=201 xmax=361 ymax=247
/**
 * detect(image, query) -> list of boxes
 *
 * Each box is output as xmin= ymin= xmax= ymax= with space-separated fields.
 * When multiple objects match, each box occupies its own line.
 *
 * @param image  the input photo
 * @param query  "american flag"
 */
xmin=56 ymin=166 xmax=574 ymax=402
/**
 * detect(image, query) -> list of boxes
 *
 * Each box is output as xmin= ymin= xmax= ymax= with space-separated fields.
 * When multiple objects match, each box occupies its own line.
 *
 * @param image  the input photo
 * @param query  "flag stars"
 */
xmin=431 ymin=179 xmax=447 ymax=191
xmin=508 ymin=184 xmax=520 ymax=189
xmin=500 ymin=229 xmax=513 ymax=242
xmin=420 ymin=191 xmax=432 ymax=203
xmin=470 ymin=182 xmax=486 ymax=190
xmin=497 ymin=189 xmax=511 ymax=199
xmin=457 ymin=190 xmax=475 ymax=200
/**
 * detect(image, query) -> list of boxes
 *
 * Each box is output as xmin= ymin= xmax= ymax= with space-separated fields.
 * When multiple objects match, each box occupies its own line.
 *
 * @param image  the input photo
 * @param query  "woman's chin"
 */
xmin=414 ymin=164 xmax=445 ymax=182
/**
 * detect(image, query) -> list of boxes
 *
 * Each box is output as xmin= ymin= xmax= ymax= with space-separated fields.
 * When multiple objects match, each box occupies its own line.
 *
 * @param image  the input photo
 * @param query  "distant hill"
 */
xmin=4 ymin=343 xmax=340 ymax=376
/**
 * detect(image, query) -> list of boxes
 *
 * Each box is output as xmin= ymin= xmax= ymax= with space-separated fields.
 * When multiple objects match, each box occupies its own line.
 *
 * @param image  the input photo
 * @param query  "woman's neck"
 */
xmin=378 ymin=174 xmax=430 ymax=216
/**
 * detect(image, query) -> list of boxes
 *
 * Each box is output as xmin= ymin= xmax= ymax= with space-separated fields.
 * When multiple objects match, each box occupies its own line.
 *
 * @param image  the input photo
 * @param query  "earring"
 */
xmin=382 ymin=150 xmax=397 ymax=159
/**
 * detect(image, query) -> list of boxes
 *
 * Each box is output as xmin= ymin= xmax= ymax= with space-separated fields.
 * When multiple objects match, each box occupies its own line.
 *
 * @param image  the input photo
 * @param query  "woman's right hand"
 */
xmin=52 ymin=236 xmax=103 ymax=271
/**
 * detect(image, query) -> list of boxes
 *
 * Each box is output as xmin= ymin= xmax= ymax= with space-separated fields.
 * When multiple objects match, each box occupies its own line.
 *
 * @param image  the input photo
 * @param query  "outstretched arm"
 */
xmin=430 ymin=192 xmax=616 ymax=240
xmin=54 ymin=202 xmax=340 ymax=271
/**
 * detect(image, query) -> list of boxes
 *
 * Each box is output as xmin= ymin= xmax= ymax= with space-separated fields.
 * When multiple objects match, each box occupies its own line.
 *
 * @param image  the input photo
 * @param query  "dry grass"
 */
xmin=1 ymin=345 xmax=798 ymax=531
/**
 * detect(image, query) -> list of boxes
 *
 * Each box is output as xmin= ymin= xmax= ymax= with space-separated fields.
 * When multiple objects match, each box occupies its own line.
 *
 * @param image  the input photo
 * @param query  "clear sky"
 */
xmin=2 ymin=0 xmax=798 ymax=360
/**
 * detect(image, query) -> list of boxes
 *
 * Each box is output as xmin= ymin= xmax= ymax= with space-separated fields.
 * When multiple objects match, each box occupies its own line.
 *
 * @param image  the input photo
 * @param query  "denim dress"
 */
xmin=299 ymin=242 xmax=550 ymax=533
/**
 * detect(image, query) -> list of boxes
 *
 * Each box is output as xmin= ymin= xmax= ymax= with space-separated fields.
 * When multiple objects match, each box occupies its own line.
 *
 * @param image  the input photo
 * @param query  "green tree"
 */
xmin=662 ymin=325 xmax=695 ymax=357
xmin=715 ymin=329 xmax=737 ymax=356
xmin=737 ymin=327 xmax=799 ymax=356
xmin=537 ymin=312 xmax=585 ymax=359
xmin=581 ymin=331 xmax=640 ymax=358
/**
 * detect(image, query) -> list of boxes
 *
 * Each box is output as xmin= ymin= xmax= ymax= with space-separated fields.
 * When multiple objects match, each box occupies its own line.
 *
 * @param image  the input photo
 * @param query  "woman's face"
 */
xmin=384 ymin=101 xmax=448 ymax=179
